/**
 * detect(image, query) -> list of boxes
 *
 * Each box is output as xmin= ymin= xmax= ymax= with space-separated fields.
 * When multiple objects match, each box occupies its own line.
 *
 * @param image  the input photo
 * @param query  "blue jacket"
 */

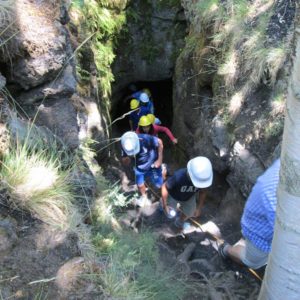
xmin=131 ymin=91 xmax=154 ymax=114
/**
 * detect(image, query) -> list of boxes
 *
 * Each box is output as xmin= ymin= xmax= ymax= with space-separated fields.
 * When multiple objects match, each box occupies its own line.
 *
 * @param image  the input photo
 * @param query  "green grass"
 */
xmin=0 ymin=0 xmax=14 ymax=30
xmin=197 ymin=0 xmax=222 ymax=22
xmin=189 ymin=0 xmax=290 ymax=124
xmin=70 ymin=0 xmax=127 ymax=101
xmin=86 ymin=174 xmax=190 ymax=299
xmin=0 ymin=0 xmax=18 ymax=63
xmin=96 ymin=231 xmax=187 ymax=299
xmin=265 ymin=118 xmax=284 ymax=138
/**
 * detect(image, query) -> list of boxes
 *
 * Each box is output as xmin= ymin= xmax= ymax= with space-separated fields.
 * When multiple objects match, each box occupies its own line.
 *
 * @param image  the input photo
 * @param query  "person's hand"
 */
xmin=153 ymin=159 xmax=162 ymax=168
xmin=172 ymin=138 xmax=178 ymax=145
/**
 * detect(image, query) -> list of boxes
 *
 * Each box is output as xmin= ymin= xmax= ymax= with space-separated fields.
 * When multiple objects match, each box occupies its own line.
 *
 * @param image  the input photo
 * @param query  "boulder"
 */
xmin=10 ymin=1 xmax=70 ymax=89
xmin=16 ymin=65 xmax=76 ymax=104
xmin=111 ymin=0 xmax=186 ymax=102
xmin=35 ymin=97 xmax=79 ymax=149
xmin=227 ymin=142 xmax=265 ymax=197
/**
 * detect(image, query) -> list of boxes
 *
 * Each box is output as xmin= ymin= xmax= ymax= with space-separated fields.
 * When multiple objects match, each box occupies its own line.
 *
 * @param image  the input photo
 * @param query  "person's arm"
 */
xmin=122 ymin=157 xmax=131 ymax=166
xmin=154 ymin=125 xmax=177 ymax=144
xmin=194 ymin=189 xmax=207 ymax=218
xmin=153 ymin=138 xmax=163 ymax=168
xmin=161 ymin=183 xmax=170 ymax=214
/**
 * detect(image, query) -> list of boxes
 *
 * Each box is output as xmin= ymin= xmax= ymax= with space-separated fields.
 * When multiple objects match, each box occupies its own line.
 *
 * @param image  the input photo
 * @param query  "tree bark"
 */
xmin=259 ymin=13 xmax=300 ymax=300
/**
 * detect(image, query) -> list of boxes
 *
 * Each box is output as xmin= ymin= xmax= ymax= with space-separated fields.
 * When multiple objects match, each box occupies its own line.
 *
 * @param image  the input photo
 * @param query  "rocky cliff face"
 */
xmin=111 ymin=0 xmax=187 ymax=105
xmin=1 ymin=0 xmax=79 ymax=148
xmin=1 ymin=0 xmax=297 ymax=225
xmin=171 ymin=0 xmax=296 ymax=222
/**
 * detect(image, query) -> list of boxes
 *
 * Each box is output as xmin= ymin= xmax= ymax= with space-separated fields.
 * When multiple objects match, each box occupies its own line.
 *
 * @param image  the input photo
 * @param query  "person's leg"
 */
xmin=172 ymin=195 xmax=196 ymax=229
xmin=224 ymin=239 xmax=246 ymax=265
xmin=178 ymin=194 xmax=197 ymax=221
xmin=166 ymin=195 xmax=178 ymax=211
xmin=242 ymin=239 xmax=269 ymax=269
xmin=134 ymin=168 xmax=146 ymax=196
xmin=138 ymin=184 xmax=147 ymax=196
xmin=221 ymin=238 xmax=268 ymax=269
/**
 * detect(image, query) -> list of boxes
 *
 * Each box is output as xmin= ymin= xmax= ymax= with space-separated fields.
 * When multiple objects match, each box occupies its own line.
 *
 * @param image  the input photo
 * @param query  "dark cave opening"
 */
xmin=111 ymin=78 xmax=173 ymax=137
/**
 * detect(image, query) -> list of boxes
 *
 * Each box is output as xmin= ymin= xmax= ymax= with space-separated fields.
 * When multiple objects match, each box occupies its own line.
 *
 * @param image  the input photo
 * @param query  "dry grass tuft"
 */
xmin=0 ymin=0 xmax=14 ymax=30
xmin=0 ymin=144 xmax=79 ymax=230
xmin=0 ymin=0 xmax=18 ymax=62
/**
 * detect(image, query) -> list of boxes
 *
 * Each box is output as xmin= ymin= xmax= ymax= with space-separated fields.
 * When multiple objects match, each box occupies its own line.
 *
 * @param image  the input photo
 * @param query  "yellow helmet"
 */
xmin=130 ymin=99 xmax=139 ymax=110
xmin=138 ymin=115 xmax=152 ymax=127
xmin=146 ymin=114 xmax=155 ymax=125
xmin=142 ymin=88 xmax=151 ymax=97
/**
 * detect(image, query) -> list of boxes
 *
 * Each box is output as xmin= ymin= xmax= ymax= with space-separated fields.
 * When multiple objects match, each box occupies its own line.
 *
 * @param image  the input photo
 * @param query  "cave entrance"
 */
xmin=111 ymin=78 xmax=173 ymax=137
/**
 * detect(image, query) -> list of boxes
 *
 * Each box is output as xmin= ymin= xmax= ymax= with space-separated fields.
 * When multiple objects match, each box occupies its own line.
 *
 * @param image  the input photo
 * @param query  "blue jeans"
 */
xmin=134 ymin=167 xmax=163 ymax=188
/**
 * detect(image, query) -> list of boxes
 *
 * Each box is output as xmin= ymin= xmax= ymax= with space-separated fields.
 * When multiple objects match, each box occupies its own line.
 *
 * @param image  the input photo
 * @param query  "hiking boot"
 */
xmin=218 ymin=242 xmax=229 ymax=260
xmin=182 ymin=222 xmax=191 ymax=234
xmin=174 ymin=217 xmax=184 ymax=229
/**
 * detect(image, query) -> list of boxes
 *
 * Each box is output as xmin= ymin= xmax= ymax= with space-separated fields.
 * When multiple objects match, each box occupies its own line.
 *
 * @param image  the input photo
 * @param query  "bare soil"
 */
xmin=0 ymin=205 xmax=102 ymax=299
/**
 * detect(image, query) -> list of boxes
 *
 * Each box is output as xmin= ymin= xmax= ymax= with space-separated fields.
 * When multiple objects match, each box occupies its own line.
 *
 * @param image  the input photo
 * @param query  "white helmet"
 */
xmin=139 ymin=92 xmax=149 ymax=103
xmin=187 ymin=156 xmax=213 ymax=188
xmin=121 ymin=132 xmax=140 ymax=156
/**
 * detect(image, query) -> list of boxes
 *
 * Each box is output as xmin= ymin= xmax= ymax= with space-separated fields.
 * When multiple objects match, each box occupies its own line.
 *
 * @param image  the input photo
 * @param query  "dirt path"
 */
xmin=118 ymin=140 xmax=262 ymax=299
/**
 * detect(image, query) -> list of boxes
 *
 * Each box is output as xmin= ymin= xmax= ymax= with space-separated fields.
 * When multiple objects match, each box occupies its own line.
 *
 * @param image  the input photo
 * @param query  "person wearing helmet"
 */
xmin=129 ymin=99 xmax=143 ymax=131
xmin=131 ymin=87 xmax=152 ymax=102
xmin=139 ymin=92 xmax=154 ymax=115
xmin=139 ymin=89 xmax=163 ymax=123
xmin=136 ymin=115 xmax=178 ymax=145
xmin=149 ymin=115 xmax=162 ymax=125
xmin=161 ymin=156 xmax=213 ymax=230
xmin=124 ymin=86 xmax=151 ymax=106
xmin=120 ymin=131 xmax=163 ymax=206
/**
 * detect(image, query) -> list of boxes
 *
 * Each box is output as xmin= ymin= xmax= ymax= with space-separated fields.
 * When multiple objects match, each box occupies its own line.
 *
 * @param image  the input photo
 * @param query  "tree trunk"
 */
xmin=258 ymin=14 xmax=300 ymax=300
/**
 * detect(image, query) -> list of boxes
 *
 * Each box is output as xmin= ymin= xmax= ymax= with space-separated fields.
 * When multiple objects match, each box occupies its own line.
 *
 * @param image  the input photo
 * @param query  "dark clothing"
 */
xmin=121 ymin=134 xmax=159 ymax=171
xmin=129 ymin=104 xmax=153 ymax=130
xmin=140 ymin=101 xmax=154 ymax=114
xmin=132 ymin=91 xmax=142 ymax=99
xmin=166 ymin=168 xmax=199 ymax=202
xmin=129 ymin=109 xmax=144 ymax=130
